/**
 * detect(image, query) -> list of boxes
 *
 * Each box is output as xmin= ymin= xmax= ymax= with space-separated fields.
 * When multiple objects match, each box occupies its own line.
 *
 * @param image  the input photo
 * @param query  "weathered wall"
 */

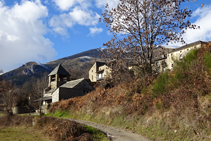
xmin=12 ymin=106 xmax=30 ymax=114
xmin=166 ymin=43 xmax=202 ymax=70
xmin=52 ymin=88 xmax=59 ymax=103
xmin=89 ymin=62 xmax=97 ymax=82
xmin=59 ymin=88 xmax=85 ymax=101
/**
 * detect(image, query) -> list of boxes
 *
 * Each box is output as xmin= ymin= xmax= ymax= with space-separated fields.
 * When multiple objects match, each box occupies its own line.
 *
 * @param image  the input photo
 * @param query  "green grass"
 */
xmin=84 ymin=125 xmax=109 ymax=141
xmin=0 ymin=127 xmax=51 ymax=141
xmin=48 ymin=110 xmax=69 ymax=117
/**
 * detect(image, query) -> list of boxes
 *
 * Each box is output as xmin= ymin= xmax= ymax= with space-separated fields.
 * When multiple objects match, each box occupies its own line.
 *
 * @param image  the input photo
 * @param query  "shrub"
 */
xmin=0 ymin=114 xmax=32 ymax=127
xmin=204 ymin=52 xmax=211 ymax=70
xmin=35 ymin=116 xmax=93 ymax=141
xmin=151 ymin=71 xmax=168 ymax=97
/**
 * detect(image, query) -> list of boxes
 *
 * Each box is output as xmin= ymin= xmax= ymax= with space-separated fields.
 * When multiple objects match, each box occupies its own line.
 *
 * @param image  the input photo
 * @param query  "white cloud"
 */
xmin=168 ymin=5 xmax=211 ymax=46
xmin=89 ymin=27 xmax=103 ymax=35
xmin=53 ymin=0 xmax=76 ymax=11
xmin=12 ymin=0 xmax=48 ymax=22
xmin=50 ymin=7 xmax=100 ymax=35
xmin=0 ymin=0 xmax=56 ymax=72
xmin=95 ymin=0 xmax=120 ymax=9
xmin=53 ymin=0 xmax=91 ymax=11
xmin=69 ymin=7 xmax=100 ymax=26
xmin=183 ymin=6 xmax=211 ymax=43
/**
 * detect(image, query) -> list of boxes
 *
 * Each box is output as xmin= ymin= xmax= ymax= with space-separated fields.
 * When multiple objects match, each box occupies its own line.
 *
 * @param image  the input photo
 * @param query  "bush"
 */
xmin=151 ymin=71 xmax=168 ymax=97
xmin=35 ymin=116 xmax=93 ymax=141
xmin=0 ymin=114 xmax=32 ymax=127
xmin=204 ymin=52 xmax=211 ymax=70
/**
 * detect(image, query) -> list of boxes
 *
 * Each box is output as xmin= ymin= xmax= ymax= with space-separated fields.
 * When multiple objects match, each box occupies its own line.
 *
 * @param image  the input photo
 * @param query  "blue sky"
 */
xmin=0 ymin=0 xmax=211 ymax=72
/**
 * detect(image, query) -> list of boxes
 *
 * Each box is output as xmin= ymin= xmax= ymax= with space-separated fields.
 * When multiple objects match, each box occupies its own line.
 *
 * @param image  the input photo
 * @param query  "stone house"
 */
xmin=89 ymin=61 xmax=112 ymax=82
xmin=152 ymin=40 xmax=208 ymax=73
xmin=89 ymin=41 xmax=208 ymax=82
xmin=40 ymin=64 xmax=93 ymax=106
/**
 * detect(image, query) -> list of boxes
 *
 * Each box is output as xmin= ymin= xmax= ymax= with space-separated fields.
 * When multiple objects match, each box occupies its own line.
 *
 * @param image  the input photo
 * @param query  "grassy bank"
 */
xmin=49 ymin=44 xmax=211 ymax=140
xmin=0 ymin=126 xmax=50 ymax=141
xmin=0 ymin=114 xmax=109 ymax=141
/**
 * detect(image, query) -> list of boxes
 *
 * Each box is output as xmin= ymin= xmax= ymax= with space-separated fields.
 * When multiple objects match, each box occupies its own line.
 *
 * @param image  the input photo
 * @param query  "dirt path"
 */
xmin=67 ymin=118 xmax=151 ymax=141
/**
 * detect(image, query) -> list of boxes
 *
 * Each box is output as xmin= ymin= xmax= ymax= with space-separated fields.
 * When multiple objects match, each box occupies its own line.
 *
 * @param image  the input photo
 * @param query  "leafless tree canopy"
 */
xmin=101 ymin=0 xmax=197 ymax=75
xmin=0 ymin=81 xmax=20 ymax=114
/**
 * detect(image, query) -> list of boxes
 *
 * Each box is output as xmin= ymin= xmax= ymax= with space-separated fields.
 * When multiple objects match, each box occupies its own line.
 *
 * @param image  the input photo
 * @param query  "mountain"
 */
xmin=2 ymin=48 xmax=102 ymax=86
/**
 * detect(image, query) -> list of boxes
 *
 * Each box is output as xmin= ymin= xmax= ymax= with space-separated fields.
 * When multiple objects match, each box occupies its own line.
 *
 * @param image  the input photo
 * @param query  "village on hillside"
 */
xmin=2 ymin=40 xmax=206 ymax=114
xmin=0 ymin=0 xmax=211 ymax=140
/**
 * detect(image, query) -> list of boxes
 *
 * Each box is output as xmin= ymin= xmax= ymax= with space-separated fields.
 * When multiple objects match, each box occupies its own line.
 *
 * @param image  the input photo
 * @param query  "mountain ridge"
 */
xmin=1 ymin=48 xmax=101 ymax=85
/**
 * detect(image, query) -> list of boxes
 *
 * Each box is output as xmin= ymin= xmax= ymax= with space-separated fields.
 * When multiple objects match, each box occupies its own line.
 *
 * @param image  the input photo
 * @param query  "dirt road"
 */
xmin=68 ymin=118 xmax=151 ymax=141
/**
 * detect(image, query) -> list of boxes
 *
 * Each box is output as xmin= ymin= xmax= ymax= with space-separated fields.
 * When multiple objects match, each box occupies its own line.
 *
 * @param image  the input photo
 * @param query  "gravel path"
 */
xmin=67 ymin=118 xmax=151 ymax=141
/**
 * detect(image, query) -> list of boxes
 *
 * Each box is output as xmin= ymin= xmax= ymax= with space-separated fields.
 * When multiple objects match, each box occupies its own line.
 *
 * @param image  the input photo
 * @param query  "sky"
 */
xmin=0 ymin=0 xmax=211 ymax=73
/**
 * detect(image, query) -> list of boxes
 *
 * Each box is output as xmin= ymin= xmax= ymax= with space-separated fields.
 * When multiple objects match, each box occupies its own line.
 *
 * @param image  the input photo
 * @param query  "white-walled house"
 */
xmin=152 ymin=41 xmax=208 ymax=73
xmin=89 ymin=61 xmax=112 ymax=82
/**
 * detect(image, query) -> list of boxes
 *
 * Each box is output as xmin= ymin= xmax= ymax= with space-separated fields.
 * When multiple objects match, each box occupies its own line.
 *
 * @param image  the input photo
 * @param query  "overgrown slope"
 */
xmin=50 ymin=43 xmax=211 ymax=140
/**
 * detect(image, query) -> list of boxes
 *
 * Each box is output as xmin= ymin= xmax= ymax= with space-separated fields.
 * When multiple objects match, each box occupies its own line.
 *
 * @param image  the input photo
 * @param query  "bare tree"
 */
xmin=19 ymin=74 xmax=48 ymax=115
xmin=101 ymin=0 xmax=198 ymax=76
xmin=0 ymin=81 xmax=20 ymax=114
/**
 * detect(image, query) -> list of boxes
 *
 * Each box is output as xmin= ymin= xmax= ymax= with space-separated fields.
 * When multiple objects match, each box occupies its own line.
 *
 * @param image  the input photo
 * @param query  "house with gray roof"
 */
xmin=152 ymin=40 xmax=208 ymax=73
xmin=40 ymin=64 xmax=93 ymax=107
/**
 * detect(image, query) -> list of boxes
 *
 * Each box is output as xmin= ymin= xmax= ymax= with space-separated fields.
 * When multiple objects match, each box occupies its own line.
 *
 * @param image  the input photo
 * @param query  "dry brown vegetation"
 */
xmin=50 ymin=43 xmax=211 ymax=140
xmin=35 ymin=116 xmax=93 ymax=141
xmin=0 ymin=115 xmax=104 ymax=141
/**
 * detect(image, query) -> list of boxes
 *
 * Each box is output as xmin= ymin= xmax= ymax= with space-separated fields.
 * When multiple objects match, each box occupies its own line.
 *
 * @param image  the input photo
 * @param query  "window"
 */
xmin=172 ymin=64 xmax=174 ymax=68
xmin=180 ymin=51 xmax=182 ymax=53
xmin=163 ymin=67 xmax=166 ymax=72
xmin=92 ymin=70 xmax=93 ymax=72
xmin=92 ymin=75 xmax=93 ymax=80
xmin=187 ymin=49 xmax=189 ymax=51
xmin=180 ymin=54 xmax=183 ymax=59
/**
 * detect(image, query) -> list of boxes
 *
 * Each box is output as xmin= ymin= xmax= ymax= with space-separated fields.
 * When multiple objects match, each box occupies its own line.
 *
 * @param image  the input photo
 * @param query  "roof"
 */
xmin=89 ymin=61 xmax=107 ymax=72
xmin=48 ymin=64 xmax=71 ymax=76
xmin=34 ymin=96 xmax=52 ymax=101
xmin=169 ymin=40 xmax=207 ymax=53
xmin=60 ymin=78 xmax=85 ymax=88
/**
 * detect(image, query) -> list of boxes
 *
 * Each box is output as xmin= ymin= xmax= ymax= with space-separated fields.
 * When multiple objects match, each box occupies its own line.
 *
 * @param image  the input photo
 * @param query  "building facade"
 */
xmin=152 ymin=41 xmax=208 ymax=73
xmin=39 ymin=64 xmax=93 ymax=107
xmin=89 ymin=61 xmax=111 ymax=82
xmin=89 ymin=41 xmax=208 ymax=82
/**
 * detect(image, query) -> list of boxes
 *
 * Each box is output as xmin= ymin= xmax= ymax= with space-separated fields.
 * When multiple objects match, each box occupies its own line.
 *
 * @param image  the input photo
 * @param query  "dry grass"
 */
xmin=35 ymin=116 xmax=93 ymax=141
xmin=0 ymin=126 xmax=51 ymax=141
xmin=0 ymin=115 xmax=108 ymax=141
xmin=49 ymin=43 xmax=211 ymax=140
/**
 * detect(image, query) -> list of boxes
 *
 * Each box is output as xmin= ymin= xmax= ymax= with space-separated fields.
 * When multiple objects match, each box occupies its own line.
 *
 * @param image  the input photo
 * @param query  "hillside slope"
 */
xmin=49 ymin=43 xmax=211 ymax=140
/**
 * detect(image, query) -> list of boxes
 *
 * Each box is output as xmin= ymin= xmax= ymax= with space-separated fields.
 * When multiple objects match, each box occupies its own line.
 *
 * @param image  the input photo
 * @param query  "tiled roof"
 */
xmin=169 ymin=41 xmax=207 ymax=53
xmin=60 ymin=78 xmax=85 ymax=88
xmin=48 ymin=64 xmax=71 ymax=76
